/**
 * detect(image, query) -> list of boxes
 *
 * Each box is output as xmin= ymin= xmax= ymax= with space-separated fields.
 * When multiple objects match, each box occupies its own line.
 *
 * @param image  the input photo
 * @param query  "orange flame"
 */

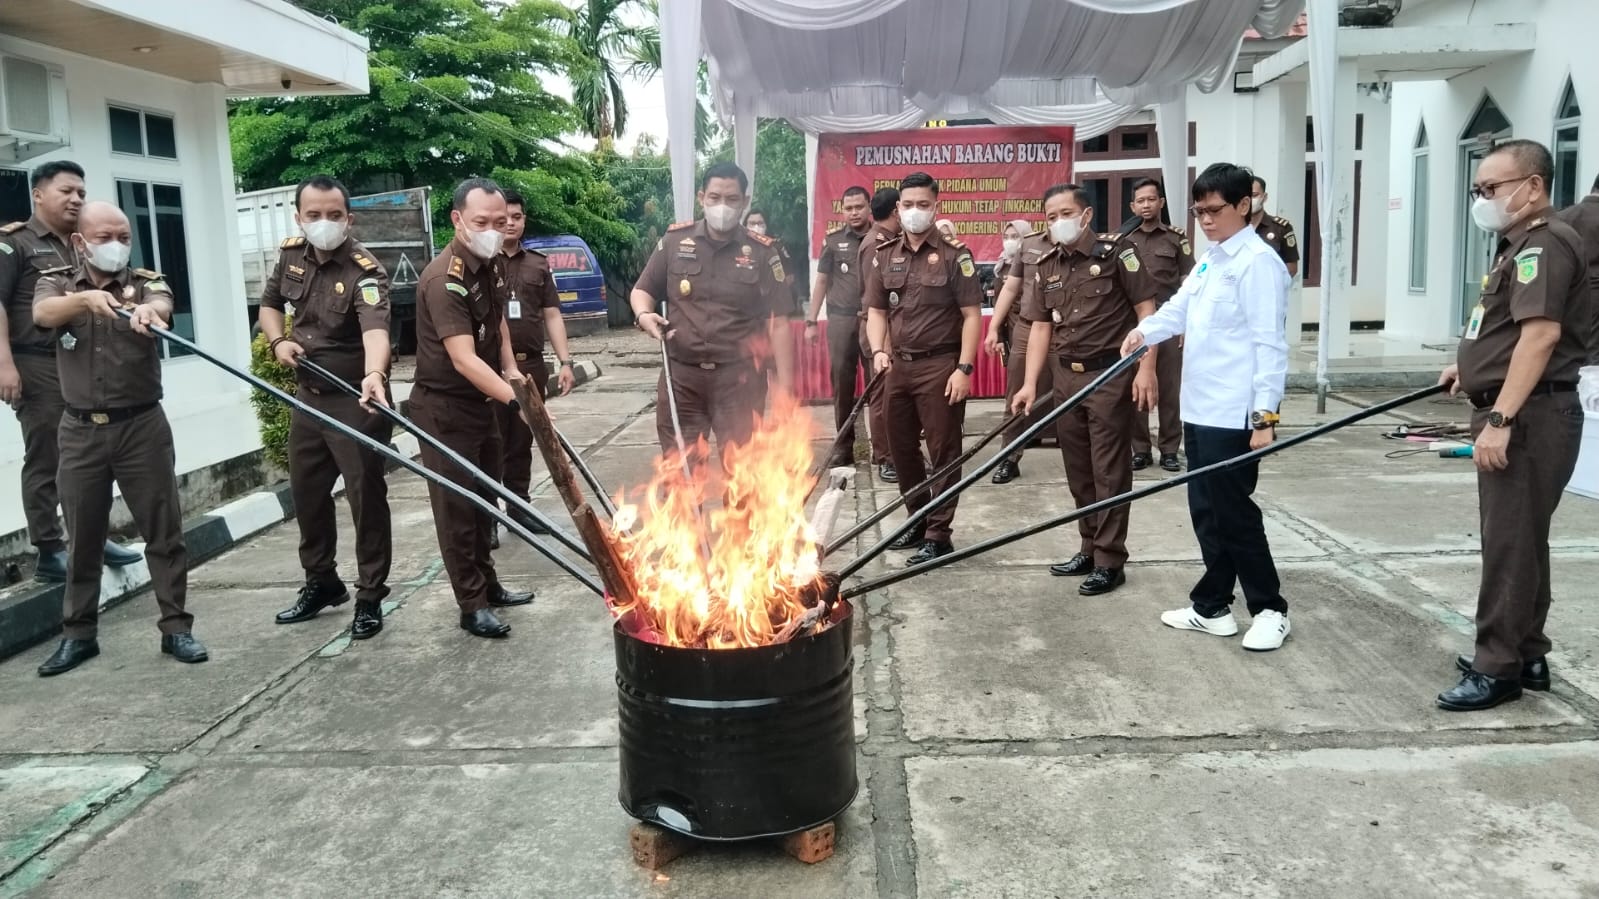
xmin=608 ymin=393 xmax=823 ymax=648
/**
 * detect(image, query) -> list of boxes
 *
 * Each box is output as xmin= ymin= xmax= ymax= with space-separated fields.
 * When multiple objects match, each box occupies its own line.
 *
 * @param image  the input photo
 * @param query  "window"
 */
xmin=1305 ymin=114 xmax=1366 ymax=151
xmin=107 ymin=105 xmax=177 ymax=159
xmin=115 ymin=180 xmax=194 ymax=357
xmin=1553 ymin=79 xmax=1581 ymax=209
xmin=1076 ymin=124 xmax=1160 ymax=161
xmin=542 ymin=247 xmax=594 ymax=276
xmin=1080 ymin=178 xmax=1110 ymax=234
xmin=0 ymin=168 xmax=30 ymax=223
xmin=1409 ymin=123 xmax=1429 ymax=291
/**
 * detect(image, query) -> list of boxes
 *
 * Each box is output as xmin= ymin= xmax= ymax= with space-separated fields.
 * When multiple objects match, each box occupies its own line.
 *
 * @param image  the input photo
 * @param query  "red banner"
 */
xmin=812 ymin=124 xmax=1075 ymax=262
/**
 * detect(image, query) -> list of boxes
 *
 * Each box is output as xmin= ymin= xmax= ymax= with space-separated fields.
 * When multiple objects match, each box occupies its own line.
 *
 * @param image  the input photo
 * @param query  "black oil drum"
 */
xmin=615 ymin=602 xmax=857 ymax=840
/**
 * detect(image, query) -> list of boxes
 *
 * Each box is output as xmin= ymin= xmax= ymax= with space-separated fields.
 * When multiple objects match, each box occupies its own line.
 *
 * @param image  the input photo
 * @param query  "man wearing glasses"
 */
xmin=1436 ymin=140 xmax=1594 ymax=711
xmin=1120 ymin=163 xmax=1292 ymax=652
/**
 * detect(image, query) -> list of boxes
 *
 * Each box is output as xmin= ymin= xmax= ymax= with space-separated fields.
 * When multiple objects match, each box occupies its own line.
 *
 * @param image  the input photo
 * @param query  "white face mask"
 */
xmin=81 ymin=239 xmax=131 ymax=273
xmin=302 ymin=219 xmax=348 ymax=252
xmin=1002 ymin=237 xmax=1021 ymax=256
xmin=1049 ymin=215 xmax=1083 ymax=246
xmin=703 ymin=203 xmax=740 ymax=231
xmin=746 ymin=223 xmax=767 ymax=236
xmin=464 ymin=227 xmax=503 ymax=260
xmin=1470 ymin=178 xmax=1529 ymax=233
xmin=1249 ymin=196 xmax=1264 ymax=215
xmin=901 ymin=207 xmax=935 ymax=234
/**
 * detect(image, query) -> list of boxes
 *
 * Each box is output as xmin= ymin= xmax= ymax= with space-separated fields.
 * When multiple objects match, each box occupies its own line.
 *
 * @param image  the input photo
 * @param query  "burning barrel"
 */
xmin=614 ymin=600 xmax=857 ymax=840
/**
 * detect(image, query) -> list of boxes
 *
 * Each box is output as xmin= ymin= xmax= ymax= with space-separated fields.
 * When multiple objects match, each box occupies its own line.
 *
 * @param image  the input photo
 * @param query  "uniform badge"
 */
xmin=359 ymin=278 xmax=381 ymax=306
xmin=838 ymin=242 xmax=850 ymax=250
xmin=741 ymin=245 xmax=752 ymax=256
xmin=60 ymin=333 xmax=77 ymax=351
xmin=840 ymin=262 xmax=849 ymax=274
xmin=1051 ymin=309 xmax=1062 ymax=324
xmin=679 ymin=237 xmax=695 ymax=246
xmin=927 ymin=253 xmax=939 ymax=264
xmin=1515 ymin=249 xmax=1541 ymax=284
xmin=770 ymin=256 xmax=785 ymax=282
xmin=1481 ymin=274 xmax=1490 ymax=290
xmin=1285 ymin=233 xmax=1297 ymax=248
xmin=122 ymin=286 xmax=135 ymax=300
xmin=446 ymin=282 xmax=469 ymax=297
xmin=888 ymin=291 xmax=900 ymax=308
xmin=0 ymin=243 xmax=11 ymax=255
xmin=1180 ymin=239 xmax=1192 ymax=255
xmin=892 ymin=256 xmax=906 ymax=264
xmin=1089 ymin=264 xmax=1101 ymax=276
xmin=1118 ymin=249 xmax=1140 ymax=273
xmin=477 ymin=323 xmax=486 ymax=342
xmin=679 ymin=279 xmax=691 ymax=296
xmin=334 ymin=282 xmax=345 ymax=295
xmin=958 ymin=254 xmax=974 ymax=277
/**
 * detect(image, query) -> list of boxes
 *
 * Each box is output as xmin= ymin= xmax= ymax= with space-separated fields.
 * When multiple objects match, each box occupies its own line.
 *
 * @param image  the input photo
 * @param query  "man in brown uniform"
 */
xmin=259 ymin=174 xmax=394 ymax=640
xmin=1 ymin=161 xmax=142 ymax=581
xmin=1438 ymin=140 xmax=1597 ymax=711
xmin=1011 ymin=183 xmax=1161 ymax=595
xmin=630 ymin=162 xmax=793 ymax=460
xmin=863 ymin=171 xmax=984 ymax=567
xmin=803 ymin=185 xmax=873 ymax=468
xmin=745 ymin=208 xmax=804 ymax=316
xmin=31 ymin=201 xmax=207 ymax=675
xmin=984 ymin=217 xmax=1055 ymax=484
xmin=1123 ymin=178 xmax=1196 ymax=472
xmin=1248 ymin=175 xmax=1299 ymax=277
xmin=412 ymin=178 xmax=533 ymax=640
xmin=1555 ymin=172 xmax=1599 ymax=361
xmin=857 ymin=188 xmax=901 ymax=482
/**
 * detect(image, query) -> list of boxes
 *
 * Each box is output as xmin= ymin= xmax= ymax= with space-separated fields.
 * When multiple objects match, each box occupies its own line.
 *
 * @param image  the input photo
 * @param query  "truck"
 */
xmin=237 ymin=184 xmax=434 ymax=352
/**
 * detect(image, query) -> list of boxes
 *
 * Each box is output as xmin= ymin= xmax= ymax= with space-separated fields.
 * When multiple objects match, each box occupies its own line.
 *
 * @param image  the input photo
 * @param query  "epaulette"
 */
xmin=825 ymin=225 xmax=848 ymax=237
xmin=447 ymin=255 xmax=465 ymax=279
xmin=280 ymin=236 xmax=306 ymax=249
xmin=1273 ymin=215 xmax=1292 ymax=227
xmin=666 ymin=220 xmax=696 ymax=232
xmin=1090 ymin=237 xmax=1119 ymax=259
xmin=748 ymin=231 xmax=775 ymax=247
xmin=1527 ymin=217 xmax=1548 ymax=231
xmin=942 ymin=235 xmax=966 ymax=249
xmin=1167 ymin=224 xmax=1187 ymax=236
xmin=879 ymin=233 xmax=907 ymax=248
xmin=523 ymin=245 xmax=546 ymax=257
xmin=133 ymin=267 xmax=163 ymax=280
xmin=0 ymin=222 xmax=24 ymax=235
xmin=1029 ymin=226 xmax=1047 ymax=237
xmin=351 ymin=251 xmax=379 ymax=273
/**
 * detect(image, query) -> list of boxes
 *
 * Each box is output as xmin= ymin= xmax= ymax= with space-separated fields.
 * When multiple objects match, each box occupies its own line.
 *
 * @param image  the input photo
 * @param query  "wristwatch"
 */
xmin=1250 ymin=410 xmax=1280 ymax=430
xmin=558 ymin=358 xmax=573 ymax=368
xmin=956 ymin=363 xmax=974 ymax=376
xmin=804 ymin=319 xmax=817 ymax=327
xmin=1487 ymin=410 xmax=1515 ymax=428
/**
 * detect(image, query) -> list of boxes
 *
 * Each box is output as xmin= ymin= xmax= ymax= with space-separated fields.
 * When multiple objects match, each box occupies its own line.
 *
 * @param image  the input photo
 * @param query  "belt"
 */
xmin=9 ymin=343 xmax=55 ymax=357
xmin=893 ymin=344 xmax=959 ymax=362
xmin=1466 ymin=381 xmax=1576 ymax=410
xmin=1058 ymin=351 xmax=1122 ymax=373
xmin=668 ymin=357 xmax=744 ymax=371
xmin=66 ymin=402 xmax=158 ymax=425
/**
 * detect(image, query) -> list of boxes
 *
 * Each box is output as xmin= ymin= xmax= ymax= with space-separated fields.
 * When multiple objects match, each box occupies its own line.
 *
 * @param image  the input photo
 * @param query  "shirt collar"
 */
xmin=25 ymin=215 xmax=68 ymax=246
xmin=1216 ymin=226 xmax=1255 ymax=257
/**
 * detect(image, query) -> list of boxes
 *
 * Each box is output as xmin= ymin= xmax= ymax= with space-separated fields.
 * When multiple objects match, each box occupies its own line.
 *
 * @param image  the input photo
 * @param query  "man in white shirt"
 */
xmin=1120 ymin=163 xmax=1292 ymax=652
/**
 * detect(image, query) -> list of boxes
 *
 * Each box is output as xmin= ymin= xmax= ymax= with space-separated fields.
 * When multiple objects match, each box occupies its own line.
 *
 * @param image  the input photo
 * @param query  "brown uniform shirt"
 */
xmin=633 ymin=219 xmax=787 ymax=364
xmin=1555 ymin=194 xmax=1599 ymax=362
xmin=862 ymin=231 xmax=983 ymax=353
xmin=34 ymin=263 xmax=170 ymax=409
xmin=1457 ymin=214 xmax=1595 ymax=392
xmin=856 ymin=225 xmax=897 ymax=320
xmin=1254 ymin=213 xmax=1300 ymax=267
xmin=415 ymin=245 xmax=507 ymax=399
xmin=1120 ymin=222 xmax=1195 ymax=303
xmin=1018 ymin=230 xmax=1159 ymax=358
xmin=259 ymin=236 xmax=390 ymax=384
xmin=503 ymin=246 xmax=562 ymax=363
xmin=0 ymin=217 xmax=73 ymax=350
xmin=815 ymin=225 xmax=870 ymax=317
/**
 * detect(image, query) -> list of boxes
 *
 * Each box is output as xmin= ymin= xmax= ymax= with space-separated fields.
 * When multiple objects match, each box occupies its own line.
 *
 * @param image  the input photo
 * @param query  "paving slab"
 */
xmin=907 ymin=743 xmax=1599 ymax=898
xmin=0 ymin=762 xmax=150 ymax=874
xmin=27 ymin=761 xmax=877 ymax=899
xmin=890 ymin=565 xmax=1584 ymax=743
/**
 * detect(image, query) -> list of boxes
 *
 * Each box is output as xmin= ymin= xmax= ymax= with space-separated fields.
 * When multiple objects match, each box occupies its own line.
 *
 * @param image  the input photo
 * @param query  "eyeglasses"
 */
xmin=1468 ymin=175 xmax=1531 ymax=200
xmin=1188 ymin=203 xmax=1233 ymax=220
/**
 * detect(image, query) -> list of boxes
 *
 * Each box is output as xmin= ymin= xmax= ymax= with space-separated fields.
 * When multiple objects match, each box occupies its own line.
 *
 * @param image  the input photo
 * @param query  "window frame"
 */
xmin=106 ymin=102 xmax=180 ymax=162
xmin=1552 ymin=78 xmax=1581 ymax=210
xmin=113 ymin=176 xmax=195 ymax=360
xmin=1409 ymin=122 xmax=1429 ymax=293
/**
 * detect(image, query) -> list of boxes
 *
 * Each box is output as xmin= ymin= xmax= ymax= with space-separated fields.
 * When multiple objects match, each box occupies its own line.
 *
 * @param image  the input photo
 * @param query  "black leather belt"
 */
xmin=1058 ymin=351 xmax=1122 ymax=373
xmin=1467 ymin=381 xmax=1577 ymax=410
xmin=669 ymin=357 xmax=744 ymax=371
xmin=66 ymin=402 xmax=158 ymax=425
xmin=9 ymin=343 xmax=55 ymax=357
xmin=894 ymin=345 xmax=959 ymax=362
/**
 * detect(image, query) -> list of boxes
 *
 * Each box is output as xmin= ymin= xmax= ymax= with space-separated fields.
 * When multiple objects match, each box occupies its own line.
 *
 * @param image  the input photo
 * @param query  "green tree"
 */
xmin=556 ymin=0 xmax=649 ymax=148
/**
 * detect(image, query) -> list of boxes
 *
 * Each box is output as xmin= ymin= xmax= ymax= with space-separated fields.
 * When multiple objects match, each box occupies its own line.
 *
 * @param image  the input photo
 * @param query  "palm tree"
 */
xmin=562 ymin=0 xmax=645 ymax=147
xmin=625 ymin=0 xmax=719 ymax=149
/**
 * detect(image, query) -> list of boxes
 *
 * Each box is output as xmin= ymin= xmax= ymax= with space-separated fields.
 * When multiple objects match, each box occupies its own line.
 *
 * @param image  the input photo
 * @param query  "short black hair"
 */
xmin=1250 ymin=174 xmax=1267 ymax=193
xmin=293 ymin=174 xmax=352 ymax=212
xmin=452 ymin=177 xmax=504 ymax=211
xmin=1489 ymin=139 xmax=1555 ymax=187
xmin=842 ymin=185 xmax=870 ymax=202
xmin=746 ymin=208 xmax=767 ymax=222
xmin=1193 ymin=163 xmax=1254 ymax=206
xmin=870 ymin=187 xmax=900 ymax=222
xmin=31 ymin=160 xmax=85 ymax=189
xmin=502 ymin=189 xmax=525 ymax=210
xmin=701 ymin=161 xmax=749 ymax=193
xmin=1130 ymin=177 xmax=1164 ymax=198
xmin=1042 ymin=183 xmax=1092 ymax=208
xmin=900 ymin=171 xmax=938 ymax=196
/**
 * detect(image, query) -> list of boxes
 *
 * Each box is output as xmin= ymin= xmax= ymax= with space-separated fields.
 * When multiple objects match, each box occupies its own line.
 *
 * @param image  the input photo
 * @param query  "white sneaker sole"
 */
xmin=1242 ymin=618 xmax=1291 ymax=652
xmin=1160 ymin=609 xmax=1239 ymax=637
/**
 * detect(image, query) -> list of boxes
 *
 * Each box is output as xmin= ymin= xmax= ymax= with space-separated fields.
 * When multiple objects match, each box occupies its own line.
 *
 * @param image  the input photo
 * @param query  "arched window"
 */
xmin=1409 ymin=122 xmax=1428 ymax=291
xmin=1553 ymin=79 xmax=1581 ymax=208
xmin=1457 ymin=94 xmax=1511 ymax=327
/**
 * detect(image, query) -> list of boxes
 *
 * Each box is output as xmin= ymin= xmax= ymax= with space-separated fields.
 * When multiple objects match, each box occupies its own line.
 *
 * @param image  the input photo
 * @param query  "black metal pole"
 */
xmin=554 ymin=427 xmax=617 ymax=518
xmin=838 ymin=383 xmax=1448 ymax=600
xmin=126 ymin=312 xmax=604 ymax=595
xmin=833 ymin=346 xmax=1147 ymax=579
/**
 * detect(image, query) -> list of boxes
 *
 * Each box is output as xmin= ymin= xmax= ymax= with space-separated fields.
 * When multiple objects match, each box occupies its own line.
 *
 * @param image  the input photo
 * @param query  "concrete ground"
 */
xmin=3 ymin=332 xmax=1599 ymax=898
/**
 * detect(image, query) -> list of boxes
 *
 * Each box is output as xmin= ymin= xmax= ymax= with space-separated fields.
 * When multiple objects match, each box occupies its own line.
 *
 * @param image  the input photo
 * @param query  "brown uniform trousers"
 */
xmin=413 ymin=387 xmax=503 ymax=612
xmin=289 ymin=386 xmax=394 ymax=602
xmin=1001 ymin=303 xmax=1054 ymax=460
xmin=825 ymin=317 xmax=866 ymax=460
xmin=857 ymin=320 xmax=892 ymax=464
xmin=885 ymin=353 xmax=966 ymax=542
xmin=497 ymin=359 xmax=549 ymax=501
xmin=1052 ymin=363 xmax=1136 ymax=567
xmin=654 ymin=360 xmax=767 ymax=456
xmin=14 ymin=352 xmax=66 ymax=548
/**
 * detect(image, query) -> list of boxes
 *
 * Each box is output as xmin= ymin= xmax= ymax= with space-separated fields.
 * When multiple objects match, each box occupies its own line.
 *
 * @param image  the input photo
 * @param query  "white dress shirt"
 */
xmin=1134 ymin=225 xmax=1290 ymax=430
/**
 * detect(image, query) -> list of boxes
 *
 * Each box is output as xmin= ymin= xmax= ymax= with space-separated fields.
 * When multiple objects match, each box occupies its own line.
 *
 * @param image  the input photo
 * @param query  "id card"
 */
xmin=1464 ymin=303 xmax=1485 ymax=340
xmin=507 ymin=300 xmax=522 ymax=320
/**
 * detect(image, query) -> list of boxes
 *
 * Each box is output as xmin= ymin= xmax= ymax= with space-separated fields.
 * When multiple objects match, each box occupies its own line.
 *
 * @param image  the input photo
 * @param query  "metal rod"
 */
xmin=834 ymin=347 xmax=1147 ymax=579
xmin=806 ymin=369 xmax=887 ymax=498
xmin=654 ymin=300 xmax=717 ymax=575
xmin=555 ymin=427 xmax=617 ymax=517
xmin=838 ymin=382 xmax=1448 ymax=600
xmin=126 ymin=312 xmax=604 ymax=595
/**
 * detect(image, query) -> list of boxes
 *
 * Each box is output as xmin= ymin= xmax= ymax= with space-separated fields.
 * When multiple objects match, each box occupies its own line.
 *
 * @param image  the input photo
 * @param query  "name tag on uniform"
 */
xmin=508 ymin=300 xmax=522 ymax=320
xmin=1464 ymin=303 xmax=1485 ymax=340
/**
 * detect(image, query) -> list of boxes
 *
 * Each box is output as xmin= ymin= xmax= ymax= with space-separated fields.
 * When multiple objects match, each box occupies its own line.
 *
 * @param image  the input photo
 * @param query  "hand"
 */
xmin=81 ymin=290 xmax=119 ymax=319
xmin=1474 ymin=421 xmax=1510 ymax=472
xmin=637 ymin=311 xmax=668 ymax=341
xmin=1249 ymin=426 xmax=1275 ymax=451
xmin=804 ymin=322 xmax=818 ymax=344
xmin=0 ymin=360 xmax=20 ymax=406
xmin=872 ymin=350 xmax=891 ymax=375
xmin=127 ymin=303 xmax=166 ymax=336
xmin=982 ymin=329 xmax=1001 ymax=357
xmin=1119 ymin=329 xmax=1146 ymax=358
xmin=945 ymin=369 xmax=971 ymax=405
xmin=273 ymin=339 xmax=305 ymax=368
xmin=556 ymin=363 xmax=575 ymax=396
xmin=1132 ymin=368 xmax=1158 ymax=412
xmin=504 ymin=368 xmax=527 ymax=385
xmin=1011 ymin=384 xmax=1036 ymax=416
xmin=1438 ymin=363 xmax=1460 ymax=396
xmin=359 ymin=372 xmax=389 ymax=410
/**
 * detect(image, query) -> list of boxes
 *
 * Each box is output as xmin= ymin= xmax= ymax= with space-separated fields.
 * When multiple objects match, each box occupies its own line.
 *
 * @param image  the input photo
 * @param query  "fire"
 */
xmin=608 ymin=394 xmax=825 ymax=648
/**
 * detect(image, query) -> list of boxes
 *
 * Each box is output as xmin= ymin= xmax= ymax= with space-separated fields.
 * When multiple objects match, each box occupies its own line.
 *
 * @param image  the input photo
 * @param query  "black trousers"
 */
xmin=1184 ymin=423 xmax=1285 ymax=617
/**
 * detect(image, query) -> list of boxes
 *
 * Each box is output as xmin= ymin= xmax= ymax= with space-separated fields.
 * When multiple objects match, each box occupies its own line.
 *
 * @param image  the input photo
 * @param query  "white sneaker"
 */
xmin=1160 ymin=606 xmax=1239 ymax=637
xmin=1241 ymin=610 xmax=1291 ymax=652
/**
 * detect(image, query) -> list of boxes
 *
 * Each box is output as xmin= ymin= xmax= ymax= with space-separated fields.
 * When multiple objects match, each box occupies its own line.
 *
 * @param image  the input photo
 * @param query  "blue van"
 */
xmin=522 ymin=234 xmax=607 ymax=336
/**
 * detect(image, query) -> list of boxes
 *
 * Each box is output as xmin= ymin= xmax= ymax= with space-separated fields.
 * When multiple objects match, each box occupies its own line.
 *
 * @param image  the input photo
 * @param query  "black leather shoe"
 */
xmin=161 ymin=632 xmax=210 ymax=664
xmin=102 ymin=540 xmax=143 ymax=567
xmin=1159 ymin=453 xmax=1182 ymax=472
xmin=34 ymin=549 xmax=67 ymax=583
xmin=906 ymin=540 xmax=954 ymax=567
xmin=489 ymin=526 xmax=500 ymax=550
xmin=507 ymin=505 xmax=550 ymax=536
xmin=1049 ymin=553 xmax=1094 ymax=577
xmin=1437 ymin=670 xmax=1522 ymax=711
xmin=1455 ymin=654 xmax=1550 ymax=691
xmin=826 ymin=452 xmax=855 ymax=469
xmin=991 ymin=458 xmax=1020 ymax=484
xmin=887 ymin=526 xmax=927 ymax=551
xmin=461 ymin=608 xmax=511 ymax=638
xmin=37 ymin=638 xmax=99 ymax=676
xmin=878 ymin=463 xmax=898 ymax=483
xmin=351 ymin=600 xmax=383 ymax=640
xmin=1078 ymin=567 xmax=1126 ymax=596
xmin=1131 ymin=452 xmax=1153 ymax=471
xmin=489 ymin=584 xmax=534 ymax=607
xmin=275 ymin=579 xmax=350 ymax=624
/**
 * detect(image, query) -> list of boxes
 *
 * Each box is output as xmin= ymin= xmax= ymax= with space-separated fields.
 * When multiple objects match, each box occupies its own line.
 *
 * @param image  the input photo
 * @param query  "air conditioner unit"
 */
xmin=0 ymin=53 xmax=69 ymax=163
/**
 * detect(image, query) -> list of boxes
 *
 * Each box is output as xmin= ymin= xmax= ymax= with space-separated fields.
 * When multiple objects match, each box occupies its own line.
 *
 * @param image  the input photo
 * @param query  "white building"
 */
xmin=0 ymin=0 xmax=368 ymax=546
